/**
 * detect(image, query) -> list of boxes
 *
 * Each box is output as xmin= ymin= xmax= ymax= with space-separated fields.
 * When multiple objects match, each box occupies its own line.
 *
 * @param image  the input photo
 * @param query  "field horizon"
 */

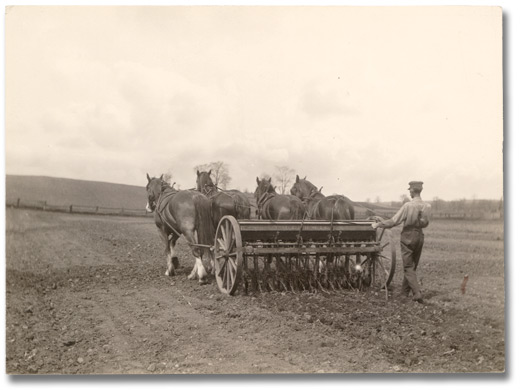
xmin=4 ymin=174 xmax=502 ymax=221
xmin=5 ymin=174 xmax=149 ymax=210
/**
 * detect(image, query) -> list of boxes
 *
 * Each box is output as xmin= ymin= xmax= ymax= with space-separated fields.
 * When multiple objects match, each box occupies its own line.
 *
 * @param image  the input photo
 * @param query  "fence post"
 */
xmin=16 ymin=198 xmax=20 ymax=208
xmin=70 ymin=205 xmax=73 ymax=213
xmin=95 ymin=206 xmax=99 ymax=214
xmin=43 ymin=201 xmax=47 ymax=211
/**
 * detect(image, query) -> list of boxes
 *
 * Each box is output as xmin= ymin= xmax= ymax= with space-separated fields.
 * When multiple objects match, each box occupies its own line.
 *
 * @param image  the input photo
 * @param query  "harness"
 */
xmin=200 ymin=183 xmax=251 ymax=212
xmin=200 ymin=183 xmax=217 ymax=197
xmin=152 ymin=185 xmax=214 ymax=251
xmin=154 ymin=189 xmax=183 ymax=238
xmin=257 ymin=191 xmax=276 ymax=219
xmin=302 ymin=189 xmax=323 ymax=218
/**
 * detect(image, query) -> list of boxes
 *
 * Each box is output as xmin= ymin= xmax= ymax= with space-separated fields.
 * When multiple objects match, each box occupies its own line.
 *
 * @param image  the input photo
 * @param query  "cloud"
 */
xmin=5 ymin=7 xmax=503 ymax=201
xmin=299 ymin=79 xmax=359 ymax=119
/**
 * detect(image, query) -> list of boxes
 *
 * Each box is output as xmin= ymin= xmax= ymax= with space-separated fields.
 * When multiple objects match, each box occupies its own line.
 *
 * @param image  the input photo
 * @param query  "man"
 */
xmin=372 ymin=181 xmax=431 ymax=303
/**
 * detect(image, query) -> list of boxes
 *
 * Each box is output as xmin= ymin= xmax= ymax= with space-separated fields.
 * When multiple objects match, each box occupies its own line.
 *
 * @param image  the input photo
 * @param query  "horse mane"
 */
xmin=300 ymin=178 xmax=318 ymax=193
xmin=161 ymin=180 xmax=174 ymax=192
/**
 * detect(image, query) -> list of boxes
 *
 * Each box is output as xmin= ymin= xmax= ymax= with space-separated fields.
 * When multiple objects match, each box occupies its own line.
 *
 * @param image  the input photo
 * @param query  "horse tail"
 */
xmin=342 ymin=195 xmax=355 ymax=219
xmin=348 ymin=202 xmax=355 ymax=220
xmin=230 ymin=193 xmax=247 ymax=220
xmin=290 ymin=195 xmax=306 ymax=220
xmin=337 ymin=196 xmax=355 ymax=220
xmin=239 ymin=193 xmax=252 ymax=219
xmin=328 ymin=195 xmax=354 ymax=220
xmin=193 ymin=193 xmax=215 ymax=258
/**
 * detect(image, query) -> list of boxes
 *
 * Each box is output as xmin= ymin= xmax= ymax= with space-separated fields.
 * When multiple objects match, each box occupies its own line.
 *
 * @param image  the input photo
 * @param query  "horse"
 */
xmin=254 ymin=177 xmax=306 ymax=220
xmin=196 ymin=170 xmax=251 ymax=227
xmin=145 ymin=174 xmax=214 ymax=283
xmin=290 ymin=175 xmax=355 ymax=220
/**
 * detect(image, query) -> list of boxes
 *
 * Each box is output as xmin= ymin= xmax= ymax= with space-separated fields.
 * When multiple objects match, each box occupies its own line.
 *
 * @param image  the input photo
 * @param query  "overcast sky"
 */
xmin=5 ymin=6 xmax=503 ymax=201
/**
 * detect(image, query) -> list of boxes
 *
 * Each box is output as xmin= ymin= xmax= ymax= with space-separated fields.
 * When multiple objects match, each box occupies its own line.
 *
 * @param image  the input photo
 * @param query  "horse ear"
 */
xmin=303 ymin=176 xmax=307 ymax=180
xmin=256 ymin=177 xmax=260 ymax=185
xmin=268 ymin=177 xmax=272 ymax=183
xmin=147 ymin=173 xmax=151 ymax=182
xmin=197 ymin=170 xmax=200 ymax=177
xmin=208 ymin=169 xmax=212 ymax=176
xmin=319 ymin=186 xmax=323 ymax=193
xmin=159 ymin=174 xmax=164 ymax=181
xmin=296 ymin=175 xmax=300 ymax=183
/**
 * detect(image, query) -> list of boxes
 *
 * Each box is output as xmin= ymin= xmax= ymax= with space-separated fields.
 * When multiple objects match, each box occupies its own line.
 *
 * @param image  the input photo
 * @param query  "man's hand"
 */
xmin=371 ymin=222 xmax=380 ymax=229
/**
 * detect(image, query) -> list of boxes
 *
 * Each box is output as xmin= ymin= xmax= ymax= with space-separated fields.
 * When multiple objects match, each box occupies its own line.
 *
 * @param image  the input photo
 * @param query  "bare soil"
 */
xmin=5 ymin=208 xmax=505 ymax=374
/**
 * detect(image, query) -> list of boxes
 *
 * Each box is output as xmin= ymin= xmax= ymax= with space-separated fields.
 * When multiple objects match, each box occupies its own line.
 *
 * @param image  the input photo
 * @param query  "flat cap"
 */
xmin=408 ymin=181 xmax=424 ymax=190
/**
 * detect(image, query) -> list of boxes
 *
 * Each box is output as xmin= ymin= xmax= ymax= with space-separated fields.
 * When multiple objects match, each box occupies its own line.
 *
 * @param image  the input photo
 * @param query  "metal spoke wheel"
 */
xmin=371 ymin=227 xmax=397 ymax=290
xmin=214 ymin=216 xmax=243 ymax=295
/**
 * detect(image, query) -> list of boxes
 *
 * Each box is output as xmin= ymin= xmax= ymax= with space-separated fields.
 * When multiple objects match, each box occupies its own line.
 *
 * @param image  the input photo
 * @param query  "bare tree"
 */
xmin=194 ymin=161 xmax=231 ymax=190
xmin=162 ymin=172 xmax=174 ymax=187
xmin=274 ymin=166 xmax=296 ymax=194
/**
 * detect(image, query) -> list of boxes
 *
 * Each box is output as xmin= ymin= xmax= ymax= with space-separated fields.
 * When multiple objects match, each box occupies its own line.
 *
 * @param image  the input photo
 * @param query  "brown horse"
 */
xmin=254 ymin=177 xmax=305 ymax=220
xmin=146 ymin=174 xmax=214 ymax=283
xmin=196 ymin=170 xmax=251 ymax=226
xmin=290 ymin=175 xmax=355 ymax=220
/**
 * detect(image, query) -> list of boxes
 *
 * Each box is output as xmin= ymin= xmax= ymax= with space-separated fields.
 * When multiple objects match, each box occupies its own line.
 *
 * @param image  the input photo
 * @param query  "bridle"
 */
xmin=148 ymin=180 xmax=174 ymax=212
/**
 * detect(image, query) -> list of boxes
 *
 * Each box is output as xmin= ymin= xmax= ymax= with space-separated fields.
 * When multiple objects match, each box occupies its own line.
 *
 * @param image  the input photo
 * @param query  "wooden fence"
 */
xmin=6 ymin=198 xmax=152 ymax=218
xmin=5 ymin=198 xmax=503 ymax=221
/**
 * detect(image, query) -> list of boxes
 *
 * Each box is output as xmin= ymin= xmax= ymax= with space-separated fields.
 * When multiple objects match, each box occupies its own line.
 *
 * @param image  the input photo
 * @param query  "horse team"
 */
xmin=145 ymin=171 xmax=356 ymax=284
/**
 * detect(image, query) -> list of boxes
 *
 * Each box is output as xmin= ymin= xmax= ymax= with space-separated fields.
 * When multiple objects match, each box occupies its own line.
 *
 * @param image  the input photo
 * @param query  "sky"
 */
xmin=5 ymin=5 xmax=503 ymax=201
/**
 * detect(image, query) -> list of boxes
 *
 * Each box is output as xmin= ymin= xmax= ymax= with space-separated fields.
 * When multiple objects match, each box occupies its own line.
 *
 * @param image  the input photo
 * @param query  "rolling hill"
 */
xmin=6 ymin=175 xmax=148 ymax=210
xmin=5 ymin=175 xmax=398 ymax=218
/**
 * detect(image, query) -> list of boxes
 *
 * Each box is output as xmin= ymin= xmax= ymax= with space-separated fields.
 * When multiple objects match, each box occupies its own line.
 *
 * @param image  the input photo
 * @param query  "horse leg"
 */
xmin=169 ymin=235 xmax=180 ymax=269
xmin=185 ymin=230 xmax=208 ymax=284
xmin=169 ymin=234 xmax=180 ymax=270
xmin=159 ymin=229 xmax=176 ymax=276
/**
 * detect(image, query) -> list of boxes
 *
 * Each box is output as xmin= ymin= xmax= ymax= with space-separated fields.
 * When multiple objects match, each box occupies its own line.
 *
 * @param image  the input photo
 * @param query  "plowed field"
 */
xmin=5 ymin=209 xmax=505 ymax=374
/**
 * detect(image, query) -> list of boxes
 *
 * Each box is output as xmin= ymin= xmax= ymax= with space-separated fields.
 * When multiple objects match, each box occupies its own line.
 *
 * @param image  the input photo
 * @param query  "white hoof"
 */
xmin=187 ymin=272 xmax=196 ymax=280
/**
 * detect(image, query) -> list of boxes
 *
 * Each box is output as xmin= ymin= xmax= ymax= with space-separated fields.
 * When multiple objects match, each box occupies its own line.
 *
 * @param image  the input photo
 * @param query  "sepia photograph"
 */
xmin=3 ymin=2 xmax=509 ymax=380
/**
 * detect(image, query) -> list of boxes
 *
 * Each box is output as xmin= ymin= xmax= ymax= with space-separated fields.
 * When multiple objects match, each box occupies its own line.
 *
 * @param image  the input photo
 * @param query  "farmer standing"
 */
xmin=372 ymin=181 xmax=431 ymax=303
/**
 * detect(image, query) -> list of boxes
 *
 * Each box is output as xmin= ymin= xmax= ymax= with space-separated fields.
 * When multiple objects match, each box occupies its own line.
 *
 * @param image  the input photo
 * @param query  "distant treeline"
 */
xmin=384 ymin=197 xmax=503 ymax=219
xmin=6 ymin=175 xmax=503 ymax=220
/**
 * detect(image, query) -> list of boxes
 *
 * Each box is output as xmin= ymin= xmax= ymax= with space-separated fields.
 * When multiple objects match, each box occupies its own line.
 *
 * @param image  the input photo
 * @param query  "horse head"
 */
xmin=254 ymin=177 xmax=275 ymax=204
xmin=196 ymin=169 xmax=214 ymax=195
xmin=145 ymin=173 xmax=164 ymax=212
xmin=290 ymin=175 xmax=316 ymax=200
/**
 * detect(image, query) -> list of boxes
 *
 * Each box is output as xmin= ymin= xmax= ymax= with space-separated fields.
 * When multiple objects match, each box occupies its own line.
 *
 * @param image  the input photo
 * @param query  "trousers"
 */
xmin=400 ymin=227 xmax=424 ymax=299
